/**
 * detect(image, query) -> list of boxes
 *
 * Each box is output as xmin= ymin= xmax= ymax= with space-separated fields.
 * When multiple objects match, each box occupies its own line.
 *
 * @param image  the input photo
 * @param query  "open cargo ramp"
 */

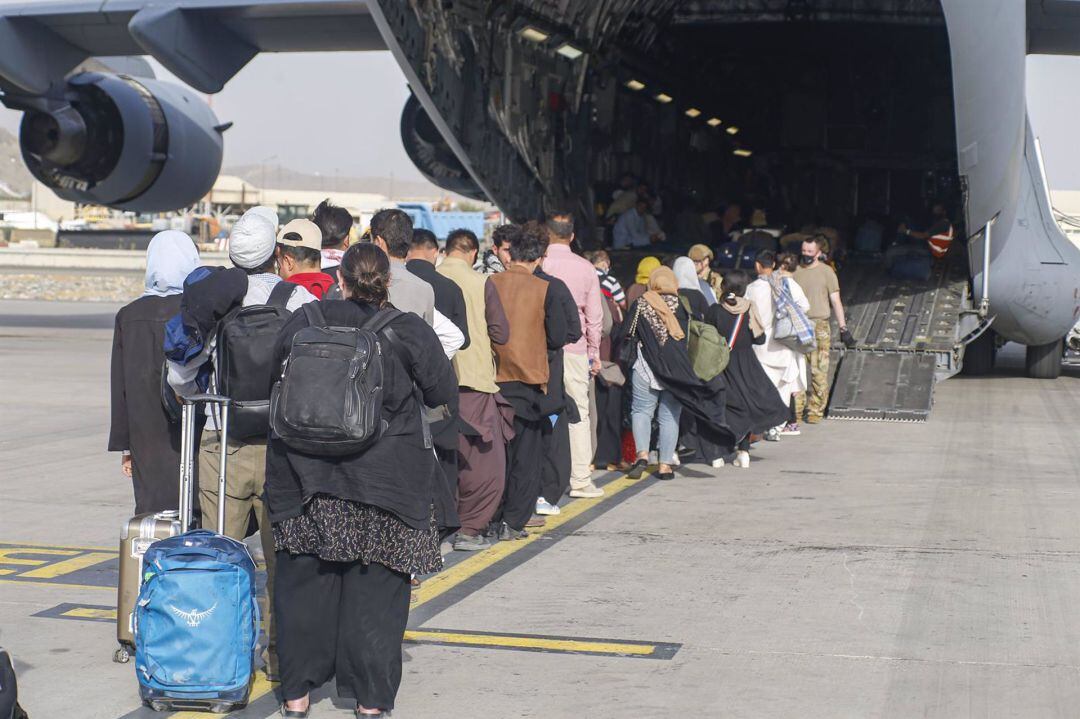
xmin=827 ymin=258 xmax=971 ymax=422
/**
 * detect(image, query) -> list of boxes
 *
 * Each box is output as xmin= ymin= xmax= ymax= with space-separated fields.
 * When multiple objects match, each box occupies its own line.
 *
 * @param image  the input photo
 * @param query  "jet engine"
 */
xmin=399 ymin=94 xmax=485 ymax=201
xmin=18 ymin=73 xmax=225 ymax=212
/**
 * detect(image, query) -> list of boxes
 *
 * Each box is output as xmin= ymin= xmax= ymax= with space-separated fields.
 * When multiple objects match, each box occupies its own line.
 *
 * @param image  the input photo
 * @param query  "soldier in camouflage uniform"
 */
xmin=793 ymin=236 xmax=854 ymax=423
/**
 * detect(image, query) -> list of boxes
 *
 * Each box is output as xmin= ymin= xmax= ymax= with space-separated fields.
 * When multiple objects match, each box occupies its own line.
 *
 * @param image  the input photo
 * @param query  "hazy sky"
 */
xmin=2 ymin=51 xmax=1080 ymax=188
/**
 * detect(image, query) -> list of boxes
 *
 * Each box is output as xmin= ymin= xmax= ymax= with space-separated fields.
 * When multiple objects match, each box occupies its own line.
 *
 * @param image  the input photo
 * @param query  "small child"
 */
xmin=586 ymin=249 xmax=627 ymax=309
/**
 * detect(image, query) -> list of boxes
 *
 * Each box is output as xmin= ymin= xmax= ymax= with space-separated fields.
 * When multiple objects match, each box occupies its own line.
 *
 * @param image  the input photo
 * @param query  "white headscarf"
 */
xmin=672 ymin=256 xmax=699 ymax=292
xmin=143 ymin=231 xmax=200 ymax=297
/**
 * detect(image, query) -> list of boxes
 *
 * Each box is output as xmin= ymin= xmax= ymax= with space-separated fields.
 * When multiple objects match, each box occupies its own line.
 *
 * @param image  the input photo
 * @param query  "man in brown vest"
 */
xmin=489 ymin=223 xmax=569 ymax=539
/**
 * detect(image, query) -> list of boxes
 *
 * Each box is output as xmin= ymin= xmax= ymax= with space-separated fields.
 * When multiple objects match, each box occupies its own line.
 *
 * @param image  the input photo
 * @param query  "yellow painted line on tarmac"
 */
xmin=413 ymin=473 xmax=646 ymax=607
xmin=0 ymin=578 xmax=113 ymax=591
xmin=0 ymin=542 xmax=115 ymax=552
xmin=63 ymin=606 xmax=117 ymax=621
xmin=19 ymin=551 xmax=115 ymax=579
xmin=0 ymin=547 xmax=79 ymax=566
xmin=172 ymin=473 xmax=649 ymax=718
xmin=403 ymin=629 xmax=656 ymax=656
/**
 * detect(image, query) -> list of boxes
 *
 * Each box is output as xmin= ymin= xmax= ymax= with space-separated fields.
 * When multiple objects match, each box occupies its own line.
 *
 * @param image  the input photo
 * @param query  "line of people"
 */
xmin=108 ymin=201 xmax=851 ymax=715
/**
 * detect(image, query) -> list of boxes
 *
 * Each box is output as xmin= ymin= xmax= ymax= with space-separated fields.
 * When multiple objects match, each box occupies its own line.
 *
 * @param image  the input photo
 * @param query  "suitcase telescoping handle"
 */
xmin=179 ymin=395 xmax=231 ymax=535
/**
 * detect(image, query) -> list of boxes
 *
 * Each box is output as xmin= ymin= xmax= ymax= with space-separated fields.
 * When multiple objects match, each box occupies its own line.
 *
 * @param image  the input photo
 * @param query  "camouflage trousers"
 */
xmin=793 ymin=319 xmax=832 ymax=420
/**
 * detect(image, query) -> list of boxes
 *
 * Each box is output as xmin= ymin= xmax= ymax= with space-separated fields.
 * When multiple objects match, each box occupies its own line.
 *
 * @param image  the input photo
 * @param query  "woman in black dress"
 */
xmin=109 ymin=231 xmax=200 ymax=513
xmin=267 ymin=243 xmax=457 ymax=718
xmin=705 ymin=270 xmax=789 ymax=469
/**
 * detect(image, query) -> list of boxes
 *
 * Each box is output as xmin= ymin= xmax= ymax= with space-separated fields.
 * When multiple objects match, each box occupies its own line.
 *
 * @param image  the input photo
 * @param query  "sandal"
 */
xmin=280 ymin=703 xmax=310 ymax=718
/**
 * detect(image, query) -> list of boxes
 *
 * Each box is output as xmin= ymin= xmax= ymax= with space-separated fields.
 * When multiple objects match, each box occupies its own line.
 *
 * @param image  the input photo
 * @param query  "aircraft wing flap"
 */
xmin=0 ymin=0 xmax=385 ymax=95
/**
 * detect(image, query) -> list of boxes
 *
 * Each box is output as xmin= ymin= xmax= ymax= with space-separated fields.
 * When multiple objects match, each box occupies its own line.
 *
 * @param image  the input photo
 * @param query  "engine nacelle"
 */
xmin=19 ymin=73 xmax=224 ymax=212
xmin=399 ymin=94 xmax=485 ymax=201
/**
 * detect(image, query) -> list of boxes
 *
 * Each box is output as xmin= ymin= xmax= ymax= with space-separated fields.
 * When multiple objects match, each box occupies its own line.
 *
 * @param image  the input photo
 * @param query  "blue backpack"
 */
xmin=134 ymin=530 xmax=259 ymax=713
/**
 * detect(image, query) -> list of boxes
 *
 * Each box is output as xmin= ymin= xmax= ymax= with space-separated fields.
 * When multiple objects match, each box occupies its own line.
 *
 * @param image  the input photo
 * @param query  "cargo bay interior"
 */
xmin=590 ymin=2 xmax=971 ymax=420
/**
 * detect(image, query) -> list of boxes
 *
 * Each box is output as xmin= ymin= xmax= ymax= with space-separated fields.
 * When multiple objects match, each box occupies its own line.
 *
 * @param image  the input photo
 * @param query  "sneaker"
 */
xmin=779 ymin=423 xmax=801 ymax=436
xmin=452 ymin=533 xmax=489 ymax=552
xmin=733 ymin=450 xmax=750 ymax=468
xmin=710 ymin=458 xmax=726 ymax=468
xmin=765 ymin=427 xmax=780 ymax=442
xmin=535 ymin=498 xmax=561 ymax=516
xmin=569 ymin=484 xmax=604 ymax=499
xmin=498 ymin=522 xmax=528 ymax=541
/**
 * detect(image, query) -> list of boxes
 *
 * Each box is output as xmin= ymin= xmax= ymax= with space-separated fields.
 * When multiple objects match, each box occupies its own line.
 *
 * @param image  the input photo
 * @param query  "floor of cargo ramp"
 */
xmin=837 ymin=257 xmax=968 ymax=353
xmin=825 ymin=257 xmax=969 ymax=421
xmin=828 ymin=351 xmax=937 ymax=421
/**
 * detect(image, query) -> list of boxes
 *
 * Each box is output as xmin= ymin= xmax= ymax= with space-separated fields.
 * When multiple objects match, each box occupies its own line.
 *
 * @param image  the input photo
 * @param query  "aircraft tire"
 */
xmin=1025 ymin=338 xmax=1063 ymax=379
xmin=962 ymin=329 xmax=996 ymax=376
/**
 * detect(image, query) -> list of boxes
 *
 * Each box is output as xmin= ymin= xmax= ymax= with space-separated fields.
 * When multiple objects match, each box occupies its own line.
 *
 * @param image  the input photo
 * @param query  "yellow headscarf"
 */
xmin=634 ymin=256 xmax=661 ymax=285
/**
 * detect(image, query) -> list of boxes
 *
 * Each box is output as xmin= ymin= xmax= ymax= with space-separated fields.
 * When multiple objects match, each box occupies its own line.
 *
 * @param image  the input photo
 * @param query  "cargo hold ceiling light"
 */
xmin=706 ymin=117 xmax=722 ymax=127
xmin=726 ymin=125 xmax=740 ymax=135
xmin=685 ymin=108 xmax=702 ymax=118
xmin=625 ymin=79 xmax=646 ymax=91
xmin=733 ymin=148 xmax=752 ymax=157
xmin=555 ymin=43 xmax=584 ymax=60
xmin=519 ymin=25 xmax=549 ymax=42
xmin=654 ymin=92 xmax=673 ymax=104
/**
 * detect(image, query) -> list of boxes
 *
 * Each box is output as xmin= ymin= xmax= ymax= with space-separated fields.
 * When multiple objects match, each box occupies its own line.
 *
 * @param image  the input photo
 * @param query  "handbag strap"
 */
xmin=729 ymin=312 xmax=745 ymax=349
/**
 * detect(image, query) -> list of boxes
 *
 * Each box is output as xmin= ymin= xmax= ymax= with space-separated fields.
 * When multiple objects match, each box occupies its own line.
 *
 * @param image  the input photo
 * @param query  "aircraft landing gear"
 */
xmin=1026 ymin=337 xmax=1063 ymax=379
xmin=962 ymin=329 xmax=996 ymax=376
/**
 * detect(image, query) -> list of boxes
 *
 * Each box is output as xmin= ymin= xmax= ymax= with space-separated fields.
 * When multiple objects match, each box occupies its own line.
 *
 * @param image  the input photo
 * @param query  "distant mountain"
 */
xmin=0 ymin=128 xmax=31 ymax=198
xmin=223 ymin=164 xmax=459 ymax=201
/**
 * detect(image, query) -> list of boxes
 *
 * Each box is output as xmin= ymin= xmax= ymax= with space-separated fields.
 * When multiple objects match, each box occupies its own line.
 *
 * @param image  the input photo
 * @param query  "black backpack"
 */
xmin=215 ymin=281 xmax=297 ymax=439
xmin=270 ymin=302 xmax=405 ymax=456
xmin=0 ymin=648 xmax=27 ymax=719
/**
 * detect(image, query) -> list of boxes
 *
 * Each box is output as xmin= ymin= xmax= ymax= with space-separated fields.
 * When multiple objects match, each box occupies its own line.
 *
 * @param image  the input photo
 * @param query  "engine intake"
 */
xmin=20 ymin=73 xmax=224 ymax=211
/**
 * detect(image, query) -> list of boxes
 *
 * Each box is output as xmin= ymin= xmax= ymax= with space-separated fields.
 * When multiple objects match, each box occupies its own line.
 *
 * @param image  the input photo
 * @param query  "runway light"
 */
xmin=555 ymin=43 xmax=584 ymax=60
xmin=519 ymin=26 xmax=549 ymax=43
xmin=726 ymin=125 xmax=740 ymax=135
xmin=706 ymin=117 xmax=722 ymax=127
xmin=654 ymin=93 xmax=673 ymax=104
xmin=625 ymin=79 xmax=646 ymax=91
xmin=685 ymin=108 xmax=702 ymax=118
xmin=733 ymin=148 xmax=752 ymax=157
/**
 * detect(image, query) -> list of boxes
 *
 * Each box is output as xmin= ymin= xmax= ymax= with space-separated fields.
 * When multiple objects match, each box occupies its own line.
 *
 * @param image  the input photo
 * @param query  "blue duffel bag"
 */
xmin=134 ymin=530 xmax=259 ymax=713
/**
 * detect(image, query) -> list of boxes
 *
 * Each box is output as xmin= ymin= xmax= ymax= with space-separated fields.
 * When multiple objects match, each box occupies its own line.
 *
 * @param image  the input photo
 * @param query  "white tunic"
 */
xmin=746 ymin=275 xmax=810 ymax=404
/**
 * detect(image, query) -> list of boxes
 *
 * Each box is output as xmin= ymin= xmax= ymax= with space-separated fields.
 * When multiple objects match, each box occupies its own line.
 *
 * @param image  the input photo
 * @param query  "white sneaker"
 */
xmin=733 ymin=451 xmax=750 ymax=468
xmin=710 ymin=458 xmax=726 ymax=468
xmin=535 ymin=498 xmax=561 ymax=516
xmin=569 ymin=484 xmax=604 ymax=499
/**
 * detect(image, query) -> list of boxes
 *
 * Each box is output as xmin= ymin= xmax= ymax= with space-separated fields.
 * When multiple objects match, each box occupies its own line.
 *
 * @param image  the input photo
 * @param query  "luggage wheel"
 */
xmin=113 ymin=646 xmax=131 ymax=664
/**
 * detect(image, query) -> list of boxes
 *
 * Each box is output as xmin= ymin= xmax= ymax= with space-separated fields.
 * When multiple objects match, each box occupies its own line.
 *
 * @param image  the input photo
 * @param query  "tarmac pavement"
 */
xmin=3 ymin=299 xmax=1080 ymax=718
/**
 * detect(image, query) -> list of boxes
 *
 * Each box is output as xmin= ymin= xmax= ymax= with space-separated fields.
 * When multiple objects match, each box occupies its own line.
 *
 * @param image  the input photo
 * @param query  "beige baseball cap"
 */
xmin=688 ymin=244 xmax=714 ymax=262
xmin=276 ymin=219 xmax=322 ymax=251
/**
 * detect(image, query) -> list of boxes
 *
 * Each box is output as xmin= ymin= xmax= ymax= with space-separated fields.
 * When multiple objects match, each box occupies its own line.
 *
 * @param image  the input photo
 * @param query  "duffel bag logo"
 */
xmin=170 ymin=602 xmax=217 ymax=628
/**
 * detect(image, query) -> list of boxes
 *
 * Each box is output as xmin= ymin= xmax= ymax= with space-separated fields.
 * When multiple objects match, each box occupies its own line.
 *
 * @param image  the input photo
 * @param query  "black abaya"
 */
xmin=706 ymin=304 xmax=790 ymax=441
xmin=109 ymin=294 xmax=186 ymax=514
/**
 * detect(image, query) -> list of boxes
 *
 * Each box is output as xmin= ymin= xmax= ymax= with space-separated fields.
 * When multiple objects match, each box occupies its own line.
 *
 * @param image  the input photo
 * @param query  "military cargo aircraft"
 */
xmin=0 ymin=1 xmax=1077 ymax=419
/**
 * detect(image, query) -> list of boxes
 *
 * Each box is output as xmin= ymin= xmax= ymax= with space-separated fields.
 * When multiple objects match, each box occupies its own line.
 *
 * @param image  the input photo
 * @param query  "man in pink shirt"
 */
xmin=542 ymin=210 xmax=605 ymax=499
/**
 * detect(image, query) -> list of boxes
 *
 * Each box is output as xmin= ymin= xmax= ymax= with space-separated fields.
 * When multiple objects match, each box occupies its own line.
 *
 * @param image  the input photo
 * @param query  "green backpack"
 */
xmin=679 ymin=297 xmax=730 ymax=381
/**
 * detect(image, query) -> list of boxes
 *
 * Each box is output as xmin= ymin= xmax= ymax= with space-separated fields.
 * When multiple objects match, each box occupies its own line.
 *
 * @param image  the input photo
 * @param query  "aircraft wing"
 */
xmin=1028 ymin=0 xmax=1080 ymax=55
xmin=0 ymin=0 xmax=385 ymax=95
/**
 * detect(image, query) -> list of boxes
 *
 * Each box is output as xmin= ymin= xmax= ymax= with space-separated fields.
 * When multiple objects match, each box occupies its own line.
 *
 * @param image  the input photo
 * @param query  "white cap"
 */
xmin=246 ymin=205 xmax=279 ymax=229
xmin=229 ymin=213 xmax=277 ymax=269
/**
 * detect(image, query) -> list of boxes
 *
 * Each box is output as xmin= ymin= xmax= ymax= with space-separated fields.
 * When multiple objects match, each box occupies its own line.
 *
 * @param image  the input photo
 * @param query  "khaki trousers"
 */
xmin=563 ymin=353 xmax=594 ymax=490
xmin=198 ymin=433 xmax=277 ymax=671
xmin=793 ymin=320 xmax=832 ymax=420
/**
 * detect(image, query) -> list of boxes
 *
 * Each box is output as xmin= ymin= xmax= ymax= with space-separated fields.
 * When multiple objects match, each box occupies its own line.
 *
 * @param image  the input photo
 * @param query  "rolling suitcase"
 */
xmin=114 ymin=380 xmax=203 ymax=664
xmin=133 ymin=395 xmax=259 ymax=713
